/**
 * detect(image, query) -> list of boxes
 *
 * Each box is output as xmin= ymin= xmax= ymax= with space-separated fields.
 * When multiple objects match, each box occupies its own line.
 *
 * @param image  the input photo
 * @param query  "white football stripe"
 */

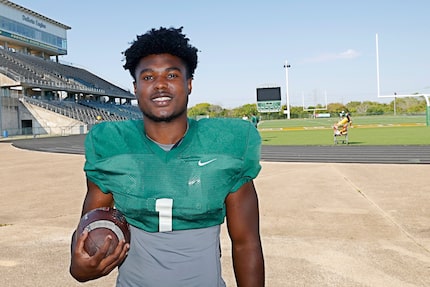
xmin=85 ymin=220 xmax=125 ymax=241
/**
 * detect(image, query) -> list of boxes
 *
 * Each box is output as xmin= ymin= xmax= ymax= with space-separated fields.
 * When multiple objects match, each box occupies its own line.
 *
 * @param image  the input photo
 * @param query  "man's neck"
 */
xmin=144 ymin=118 xmax=189 ymax=145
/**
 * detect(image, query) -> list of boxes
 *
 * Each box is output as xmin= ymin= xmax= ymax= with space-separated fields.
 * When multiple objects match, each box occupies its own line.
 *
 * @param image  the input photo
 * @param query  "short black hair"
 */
xmin=123 ymin=27 xmax=198 ymax=80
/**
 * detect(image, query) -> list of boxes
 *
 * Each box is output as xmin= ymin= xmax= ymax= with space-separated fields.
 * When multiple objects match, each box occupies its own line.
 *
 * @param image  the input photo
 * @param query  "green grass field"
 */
xmin=258 ymin=115 xmax=430 ymax=145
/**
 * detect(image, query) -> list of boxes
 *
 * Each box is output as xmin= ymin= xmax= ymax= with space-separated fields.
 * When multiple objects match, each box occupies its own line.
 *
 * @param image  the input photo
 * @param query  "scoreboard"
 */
xmin=256 ymin=87 xmax=281 ymax=113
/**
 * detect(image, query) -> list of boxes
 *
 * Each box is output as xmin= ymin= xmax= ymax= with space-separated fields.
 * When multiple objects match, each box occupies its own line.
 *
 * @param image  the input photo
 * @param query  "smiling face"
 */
xmin=134 ymin=53 xmax=192 ymax=123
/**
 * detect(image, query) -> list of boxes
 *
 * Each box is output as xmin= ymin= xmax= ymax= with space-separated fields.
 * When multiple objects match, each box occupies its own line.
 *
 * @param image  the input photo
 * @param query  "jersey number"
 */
xmin=155 ymin=198 xmax=173 ymax=232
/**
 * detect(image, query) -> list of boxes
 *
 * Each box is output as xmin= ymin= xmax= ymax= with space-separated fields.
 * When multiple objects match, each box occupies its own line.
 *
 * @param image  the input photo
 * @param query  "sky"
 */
xmin=11 ymin=0 xmax=430 ymax=108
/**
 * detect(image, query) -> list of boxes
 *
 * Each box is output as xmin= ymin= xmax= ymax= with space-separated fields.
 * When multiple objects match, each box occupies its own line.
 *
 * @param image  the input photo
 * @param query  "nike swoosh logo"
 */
xmin=198 ymin=159 xmax=217 ymax=166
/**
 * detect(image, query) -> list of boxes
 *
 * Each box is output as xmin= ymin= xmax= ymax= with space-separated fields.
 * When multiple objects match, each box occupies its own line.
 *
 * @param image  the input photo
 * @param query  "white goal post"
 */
xmin=375 ymin=33 xmax=430 ymax=126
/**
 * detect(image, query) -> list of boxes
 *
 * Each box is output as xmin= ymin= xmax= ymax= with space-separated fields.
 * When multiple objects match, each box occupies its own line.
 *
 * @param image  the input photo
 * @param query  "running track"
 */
xmin=7 ymin=135 xmax=430 ymax=164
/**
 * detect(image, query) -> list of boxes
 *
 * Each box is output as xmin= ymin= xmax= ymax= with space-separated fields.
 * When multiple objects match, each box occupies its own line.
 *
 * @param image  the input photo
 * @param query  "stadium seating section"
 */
xmin=0 ymin=47 xmax=142 ymax=125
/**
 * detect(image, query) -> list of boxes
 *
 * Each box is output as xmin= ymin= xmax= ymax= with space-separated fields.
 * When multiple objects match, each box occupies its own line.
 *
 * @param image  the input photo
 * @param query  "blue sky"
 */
xmin=13 ymin=0 xmax=430 ymax=108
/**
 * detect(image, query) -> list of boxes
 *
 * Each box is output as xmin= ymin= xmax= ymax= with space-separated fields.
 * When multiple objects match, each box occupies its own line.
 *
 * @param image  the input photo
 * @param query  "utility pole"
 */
xmin=284 ymin=60 xmax=291 ymax=119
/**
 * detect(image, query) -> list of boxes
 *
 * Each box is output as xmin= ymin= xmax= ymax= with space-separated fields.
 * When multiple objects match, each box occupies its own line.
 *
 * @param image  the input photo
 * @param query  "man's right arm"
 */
xmin=69 ymin=180 xmax=129 ymax=282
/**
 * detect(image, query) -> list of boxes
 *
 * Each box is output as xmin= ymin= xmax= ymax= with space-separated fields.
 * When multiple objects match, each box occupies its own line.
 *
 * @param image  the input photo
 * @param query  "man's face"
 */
xmin=134 ymin=53 xmax=192 ymax=122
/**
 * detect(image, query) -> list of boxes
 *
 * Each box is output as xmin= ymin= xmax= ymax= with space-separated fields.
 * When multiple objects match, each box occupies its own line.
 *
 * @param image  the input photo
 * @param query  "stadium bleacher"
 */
xmin=0 ymin=47 xmax=133 ymax=98
xmin=0 ymin=47 xmax=142 ymax=128
xmin=23 ymin=97 xmax=127 ymax=124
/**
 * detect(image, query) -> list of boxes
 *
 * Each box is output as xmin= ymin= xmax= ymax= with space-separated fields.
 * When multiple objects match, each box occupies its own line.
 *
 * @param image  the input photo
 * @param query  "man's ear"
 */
xmin=133 ymin=81 xmax=137 ymax=94
xmin=187 ymin=78 xmax=193 ymax=95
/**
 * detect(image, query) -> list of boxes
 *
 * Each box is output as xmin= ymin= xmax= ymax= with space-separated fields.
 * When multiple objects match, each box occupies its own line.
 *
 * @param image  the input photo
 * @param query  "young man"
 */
xmin=69 ymin=27 xmax=265 ymax=286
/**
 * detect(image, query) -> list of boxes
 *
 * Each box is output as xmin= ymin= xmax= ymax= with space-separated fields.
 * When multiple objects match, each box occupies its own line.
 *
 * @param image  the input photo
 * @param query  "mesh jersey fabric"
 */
xmin=84 ymin=117 xmax=261 ymax=232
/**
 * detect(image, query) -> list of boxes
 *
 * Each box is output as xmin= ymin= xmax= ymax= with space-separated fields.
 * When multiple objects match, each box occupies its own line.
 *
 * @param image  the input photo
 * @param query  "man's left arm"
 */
xmin=226 ymin=180 xmax=265 ymax=287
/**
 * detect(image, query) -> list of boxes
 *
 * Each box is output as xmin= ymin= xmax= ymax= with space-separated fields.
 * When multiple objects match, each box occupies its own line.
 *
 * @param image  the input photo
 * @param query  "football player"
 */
xmin=70 ymin=27 xmax=265 ymax=286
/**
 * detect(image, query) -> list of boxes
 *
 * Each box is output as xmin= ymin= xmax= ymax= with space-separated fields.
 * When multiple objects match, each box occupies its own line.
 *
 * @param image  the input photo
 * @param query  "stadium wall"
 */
xmin=0 ymin=88 xmax=87 ymax=137
xmin=20 ymin=100 xmax=87 ymax=136
xmin=0 ymin=92 xmax=19 ymax=135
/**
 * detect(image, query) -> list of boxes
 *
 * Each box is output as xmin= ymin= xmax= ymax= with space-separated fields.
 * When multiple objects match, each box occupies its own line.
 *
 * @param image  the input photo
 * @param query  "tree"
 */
xmin=345 ymin=101 xmax=362 ymax=114
xmin=188 ymin=103 xmax=211 ymax=117
xmin=231 ymin=104 xmax=258 ymax=118
xmin=187 ymin=98 xmax=426 ymax=119
xmin=394 ymin=97 xmax=426 ymax=114
xmin=327 ymin=103 xmax=347 ymax=115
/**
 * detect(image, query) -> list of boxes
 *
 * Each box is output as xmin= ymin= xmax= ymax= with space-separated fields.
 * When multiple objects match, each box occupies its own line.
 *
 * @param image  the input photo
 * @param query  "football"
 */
xmin=77 ymin=207 xmax=131 ymax=256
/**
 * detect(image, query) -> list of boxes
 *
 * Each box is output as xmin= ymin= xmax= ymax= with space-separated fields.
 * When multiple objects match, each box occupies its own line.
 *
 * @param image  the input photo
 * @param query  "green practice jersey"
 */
xmin=84 ymin=118 xmax=261 ymax=232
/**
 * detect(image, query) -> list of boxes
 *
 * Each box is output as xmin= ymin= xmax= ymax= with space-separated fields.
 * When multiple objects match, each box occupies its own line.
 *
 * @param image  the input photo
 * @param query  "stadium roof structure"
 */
xmin=0 ymin=1 xmax=138 ymax=136
xmin=0 ymin=47 xmax=134 ymax=99
xmin=0 ymin=1 xmax=134 ymax=100
xmin=0 ymin=0 xmax=71 ymax=30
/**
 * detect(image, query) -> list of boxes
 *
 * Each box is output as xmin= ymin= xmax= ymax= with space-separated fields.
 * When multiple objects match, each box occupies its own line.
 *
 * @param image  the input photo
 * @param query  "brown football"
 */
xmin=77 ymin=207 xmax=131 ymax=256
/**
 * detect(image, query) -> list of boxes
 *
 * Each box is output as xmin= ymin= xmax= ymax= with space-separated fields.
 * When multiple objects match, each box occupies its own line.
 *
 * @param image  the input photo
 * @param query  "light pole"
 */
xmin=284 ymin=60 xmax=291 ymax=119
